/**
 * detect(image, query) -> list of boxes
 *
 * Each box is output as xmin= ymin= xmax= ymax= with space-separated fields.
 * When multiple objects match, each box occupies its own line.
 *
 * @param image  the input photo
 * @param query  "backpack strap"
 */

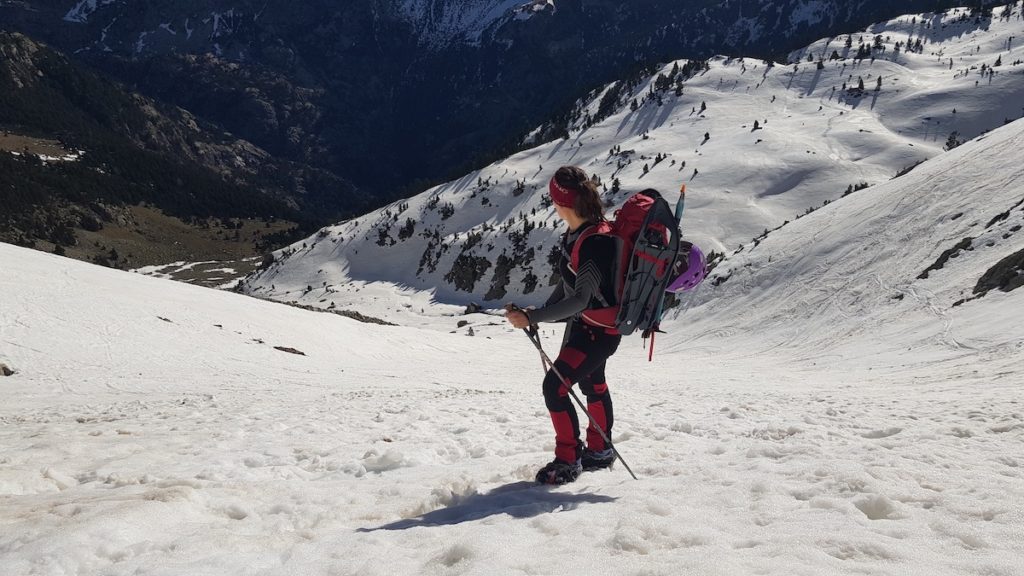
xmin=568 ymin=224 xmax=594 ymax=274
xmin=570 ymin=223 xmax=614 ymax=310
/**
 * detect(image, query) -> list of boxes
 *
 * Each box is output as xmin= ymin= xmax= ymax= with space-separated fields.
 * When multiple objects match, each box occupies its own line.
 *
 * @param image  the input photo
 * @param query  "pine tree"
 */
xmin=945 ymin=131 xmax=962 ymax=150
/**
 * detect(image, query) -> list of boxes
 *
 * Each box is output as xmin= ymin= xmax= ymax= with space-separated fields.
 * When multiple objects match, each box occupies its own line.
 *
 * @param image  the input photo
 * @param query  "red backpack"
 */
xmin=569 ymin=189 xmax=680 ymax=336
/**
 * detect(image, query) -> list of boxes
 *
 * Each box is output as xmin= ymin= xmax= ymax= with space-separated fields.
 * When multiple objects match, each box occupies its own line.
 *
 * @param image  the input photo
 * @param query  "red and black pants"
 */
xmin=543 ymin=321 xmax=621 ymax=463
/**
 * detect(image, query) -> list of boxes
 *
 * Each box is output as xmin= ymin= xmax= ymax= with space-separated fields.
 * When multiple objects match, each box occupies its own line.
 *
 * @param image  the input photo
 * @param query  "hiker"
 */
xmin=505 ymin=166 xmax=620 ymax=484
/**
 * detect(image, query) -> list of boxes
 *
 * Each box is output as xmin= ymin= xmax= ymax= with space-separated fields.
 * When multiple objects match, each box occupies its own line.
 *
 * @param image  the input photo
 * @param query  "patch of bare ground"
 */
xmin=0 ymin=131 xmax=69 ymax=157
xmin=34 ymin=204 xmax=297 ymax=277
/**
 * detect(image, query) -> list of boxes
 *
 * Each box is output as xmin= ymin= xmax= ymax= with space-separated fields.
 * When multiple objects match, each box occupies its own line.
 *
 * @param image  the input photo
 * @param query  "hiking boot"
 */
xmin=535 ymin=457 xmax=583 ymax=485
xmin=581 ymin=447 xmax=615 ymax=471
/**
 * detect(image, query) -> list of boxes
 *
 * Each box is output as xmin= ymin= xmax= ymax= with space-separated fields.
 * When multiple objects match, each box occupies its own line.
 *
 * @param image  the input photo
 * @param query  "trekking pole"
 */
xmin=513 ymin=317 xmax=638 ymax=480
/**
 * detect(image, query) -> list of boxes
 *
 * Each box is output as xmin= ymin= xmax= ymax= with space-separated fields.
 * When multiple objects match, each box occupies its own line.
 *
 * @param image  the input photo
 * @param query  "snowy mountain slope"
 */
xmin=670 ymin=117 xmax=1024 ymax=370
xmin=397 ymin=0 xmax=529 ymax=47
xmin=240 ymin=4 xmax=1024 ymax=321
xmin=1 ymin=122 xmax=1022 ymax=574
xmin=4 ymin=5 xmax=1024 ymax=575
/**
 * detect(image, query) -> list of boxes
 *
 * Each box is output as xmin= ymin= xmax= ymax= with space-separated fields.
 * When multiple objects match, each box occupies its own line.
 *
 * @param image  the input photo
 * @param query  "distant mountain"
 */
xmin=1 ymin=0 xmax=991 ymax=214
xmin=238 ymin=4 xmax=1024 ymax=316
xmin=397 ymin=0 xmax=534 ymax=47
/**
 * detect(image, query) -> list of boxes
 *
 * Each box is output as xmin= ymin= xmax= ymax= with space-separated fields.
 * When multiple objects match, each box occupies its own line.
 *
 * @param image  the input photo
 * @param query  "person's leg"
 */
xmin=541 ymin=325 xmax=619 ymax=464
xmin=578 ymin=362 xmax=613 ymax=452
xmin=541 ymin=354 xmax=591 ymax=464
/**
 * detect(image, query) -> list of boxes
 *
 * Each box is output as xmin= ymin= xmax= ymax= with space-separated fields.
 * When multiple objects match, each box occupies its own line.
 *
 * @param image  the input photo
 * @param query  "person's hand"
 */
xmin=504 ymin=306 xmax=531 ymax=329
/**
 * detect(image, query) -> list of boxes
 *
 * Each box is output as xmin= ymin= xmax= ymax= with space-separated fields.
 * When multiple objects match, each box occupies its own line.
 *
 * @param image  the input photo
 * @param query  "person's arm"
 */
xmin=526 ymin=239 xmax=605 ymax=324
xmin=543 ymin=282 xmax=565 ymax=307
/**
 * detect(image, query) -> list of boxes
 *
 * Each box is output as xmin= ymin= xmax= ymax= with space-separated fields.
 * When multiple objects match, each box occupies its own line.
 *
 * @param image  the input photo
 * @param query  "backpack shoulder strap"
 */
xmin=569 ymin=222 xmax=608 ymax=274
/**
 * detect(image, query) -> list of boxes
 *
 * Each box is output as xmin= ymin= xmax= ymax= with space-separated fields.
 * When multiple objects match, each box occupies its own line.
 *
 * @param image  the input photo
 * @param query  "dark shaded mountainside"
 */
xmin=0 ymin=31 xmax=363 ymax=268
xmin=2 ymin=0 xmax=989 ymax=205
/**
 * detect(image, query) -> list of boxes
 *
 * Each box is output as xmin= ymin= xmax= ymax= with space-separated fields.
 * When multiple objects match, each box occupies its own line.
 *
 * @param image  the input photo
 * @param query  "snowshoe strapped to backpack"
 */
xmin=570 ymin=189 xmax=681 ymax=336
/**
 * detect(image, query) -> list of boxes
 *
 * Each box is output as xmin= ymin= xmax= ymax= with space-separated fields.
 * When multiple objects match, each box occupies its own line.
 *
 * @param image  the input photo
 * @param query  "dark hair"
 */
xmin=554 ymin=165 xmax=605 ymax=223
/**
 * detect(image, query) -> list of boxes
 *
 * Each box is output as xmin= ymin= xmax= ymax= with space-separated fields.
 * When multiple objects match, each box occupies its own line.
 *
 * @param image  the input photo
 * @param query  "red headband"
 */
xmin=548 ymin=176 xmax=577 ymax=207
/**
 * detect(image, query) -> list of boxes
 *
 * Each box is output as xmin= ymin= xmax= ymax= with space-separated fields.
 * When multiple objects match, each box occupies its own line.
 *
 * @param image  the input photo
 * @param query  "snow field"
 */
xmin=2 ymin=233 xmax=1023 ymax=574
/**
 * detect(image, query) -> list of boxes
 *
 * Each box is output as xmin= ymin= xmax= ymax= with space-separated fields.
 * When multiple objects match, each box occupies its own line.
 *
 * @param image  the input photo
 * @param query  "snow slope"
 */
xmin=397 ymin=0 xmax=530 ymax=47
xmin=2 ymin=118 xmax=1023 ymax=575
xmin=241 ymin=4 xmax=1024 ymax=322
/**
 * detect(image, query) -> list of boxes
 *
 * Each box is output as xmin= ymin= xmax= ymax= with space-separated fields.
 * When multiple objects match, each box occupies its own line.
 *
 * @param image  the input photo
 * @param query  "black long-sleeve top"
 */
xmin=528 ymin=223 xmax=619 ymax=325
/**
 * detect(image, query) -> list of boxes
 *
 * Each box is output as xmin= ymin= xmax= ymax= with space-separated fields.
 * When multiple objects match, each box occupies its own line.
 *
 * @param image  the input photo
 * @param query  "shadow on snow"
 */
xmin=356 ymin=481 xmax=617 ymax=531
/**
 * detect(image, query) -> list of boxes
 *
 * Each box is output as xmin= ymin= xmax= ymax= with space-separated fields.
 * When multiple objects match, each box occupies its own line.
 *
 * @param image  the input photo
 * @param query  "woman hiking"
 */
xmin=505 ymin=165 xmax=622 ymax=485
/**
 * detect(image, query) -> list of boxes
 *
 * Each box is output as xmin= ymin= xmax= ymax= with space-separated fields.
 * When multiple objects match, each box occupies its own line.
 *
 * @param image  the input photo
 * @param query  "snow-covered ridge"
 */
xmin=241 ymin=3 xmax=1024 ymax=322
xmin=397 ymin=0 xmax=530 ymax=47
